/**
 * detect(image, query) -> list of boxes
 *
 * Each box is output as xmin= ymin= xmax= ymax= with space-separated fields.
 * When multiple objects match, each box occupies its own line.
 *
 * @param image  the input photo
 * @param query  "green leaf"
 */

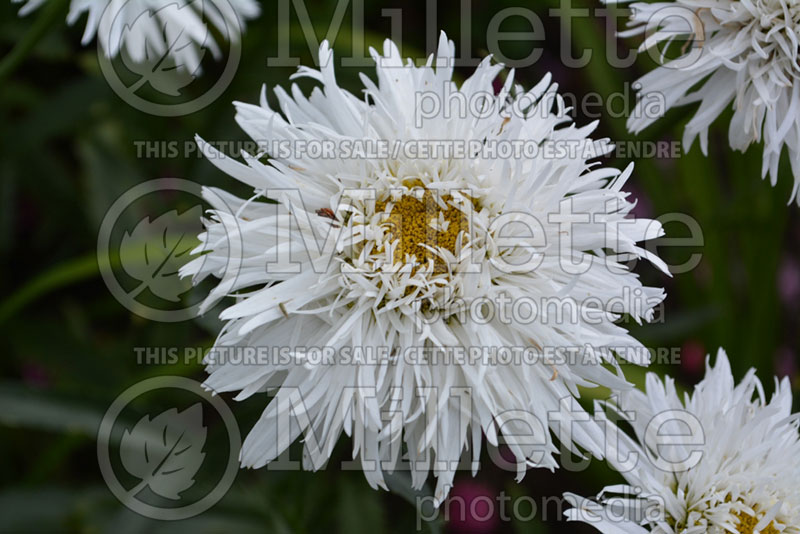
xmin=0 ymin=383 xmax=103 ymax=435
xmin=0 ymin=253 xmax=99 ymax=325
xmin=385 ymin=471 xmax=444 ymax=534
xmin=0 ymin=487 xmax=86 ymax=533
xmin=337 ymin=475 xmax=385 ymax=534
xmin=77 ymin=134 xmax=143 ymax=231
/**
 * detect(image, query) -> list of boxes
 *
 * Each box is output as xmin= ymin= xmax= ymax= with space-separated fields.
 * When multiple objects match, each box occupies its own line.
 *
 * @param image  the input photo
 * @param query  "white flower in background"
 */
xmin=565 ymin=349 xmax=800 ymax=533
xmin=12 ymin=0 xmax=260 ymax=71
xmin=183 ymin=32 xmax=668 ymax=503
xmin=608 ymin=0 xmax=800 ymax=203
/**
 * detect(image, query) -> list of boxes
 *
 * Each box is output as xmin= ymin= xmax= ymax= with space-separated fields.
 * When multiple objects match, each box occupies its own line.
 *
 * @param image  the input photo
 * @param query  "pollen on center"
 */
xmin=735 ymin=510 xmax=780 ymax=534
xmin=379 ymin=187 xmax=466 ymax=272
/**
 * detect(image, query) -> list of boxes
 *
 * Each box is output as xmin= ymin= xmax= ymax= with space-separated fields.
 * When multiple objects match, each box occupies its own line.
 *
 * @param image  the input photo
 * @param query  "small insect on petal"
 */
xmin=316 ymin=208 xmax=337 ymax=220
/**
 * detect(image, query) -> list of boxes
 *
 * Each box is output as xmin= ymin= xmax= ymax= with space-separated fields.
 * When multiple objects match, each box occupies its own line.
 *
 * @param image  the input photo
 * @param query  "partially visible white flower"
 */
xmin=183 ymin=32 xmax=668 ymax=504
xmin=12 ymin=0 xmax=260 ymax=70
xmin=565 ymin=348 xmax=800 ymax=533
xmin=609 ymin=0 xmax=800 ymax=203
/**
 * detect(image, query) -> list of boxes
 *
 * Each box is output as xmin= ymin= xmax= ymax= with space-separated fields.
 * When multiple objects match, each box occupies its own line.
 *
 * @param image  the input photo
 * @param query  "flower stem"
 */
xmin=0 ymin=0 xmax=69 ymax=85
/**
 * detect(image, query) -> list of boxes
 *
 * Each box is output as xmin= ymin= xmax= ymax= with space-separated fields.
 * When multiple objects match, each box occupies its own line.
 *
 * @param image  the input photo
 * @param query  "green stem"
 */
xmin=0 ymin=0 xmax=69 ymax=84
xmin=0 ymin=253 xmax=99 ymax=324
xmin=0 ymin=232 xmax=194 ymax=324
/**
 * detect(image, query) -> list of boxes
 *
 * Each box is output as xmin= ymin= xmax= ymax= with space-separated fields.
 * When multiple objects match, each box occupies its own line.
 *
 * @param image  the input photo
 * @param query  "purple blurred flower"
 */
xmin=445 ymin=479 xmax=499 ymax=534
xmin=624 ymin=184 xmax=653 ymax=220
xmin=778 ymin=256 xmax=800 ymax=307
xmin=775 ymin=347 xmax=797 ymax=382
xmin=680 ymin=340 xmax=705 ymax=378
xmin=21 ymin=362 xmax=50 ymax=389
xmin=492 ymin=76 xmax=503 ymax=95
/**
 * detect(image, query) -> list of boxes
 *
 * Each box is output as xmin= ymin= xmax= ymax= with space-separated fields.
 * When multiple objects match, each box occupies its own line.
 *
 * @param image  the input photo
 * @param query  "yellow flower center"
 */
xmin=378 ymin=187 xmax=466 ymax=273
xmin=735 ymin=510 xmax=780 ymax=534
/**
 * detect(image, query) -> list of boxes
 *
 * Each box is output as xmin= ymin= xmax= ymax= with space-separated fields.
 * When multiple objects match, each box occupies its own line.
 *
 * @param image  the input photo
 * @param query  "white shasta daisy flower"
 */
xmin=609 ymin=0 xmax=800 ymax=203
xmin=12 ymin=0 xmax=259 ymax=71
xmin=183 ymin=32 xmax=668 ymax=503
xmin=565 ymin=348 xmax=800 ymax=533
